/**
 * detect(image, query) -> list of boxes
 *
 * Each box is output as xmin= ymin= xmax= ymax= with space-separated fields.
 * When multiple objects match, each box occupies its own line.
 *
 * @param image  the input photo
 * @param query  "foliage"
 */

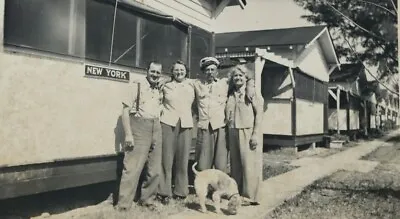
xmin=293 ymin=0 xmax=398 ymax=78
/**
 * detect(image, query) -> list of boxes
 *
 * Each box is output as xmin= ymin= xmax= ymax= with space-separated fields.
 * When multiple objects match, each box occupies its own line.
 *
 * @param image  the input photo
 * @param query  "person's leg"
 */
xmin=239 ymin=128 xmax=262 ymax=203
xmin=195 ymin=125 xmax=214 ymax=171
xmin=158 ymin=122 xmax=176 ymax=198
xmin=173 ymin=124 xmax=192 ymax=197
xmin=214 ymin=127 xmax=228 ymax=173
xmin=228 ymin=128 xmax=243 ymax=193
xmin=139 ymin=120 xmax=163 ymax=203
xmin=117 ymin=119 xmax=152 ymax=210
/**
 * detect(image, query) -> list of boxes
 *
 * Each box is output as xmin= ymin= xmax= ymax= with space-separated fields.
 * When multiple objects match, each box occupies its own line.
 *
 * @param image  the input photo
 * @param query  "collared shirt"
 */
xmin=226 ymin=87 xmax=264 ymax=129
xmin=193 ymin=78 xmax=230 ymax=130
xmin=160 ymin=79 xmax=196 ymax=128
xmin=122 ymin=77 xmax=163 ymax=119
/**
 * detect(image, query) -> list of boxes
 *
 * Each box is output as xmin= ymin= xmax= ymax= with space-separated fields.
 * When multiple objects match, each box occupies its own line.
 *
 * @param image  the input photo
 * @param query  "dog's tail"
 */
xmin=192 ymin=162 xmax=200 ymax=175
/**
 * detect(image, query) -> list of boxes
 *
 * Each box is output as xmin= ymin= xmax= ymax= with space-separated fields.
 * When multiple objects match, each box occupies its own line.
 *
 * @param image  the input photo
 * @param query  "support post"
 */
xmin=336 ymin=87 xmax=341 ymax=134
xmin=363 ymin=100 xmax=368 ymax=136
xmin=255 ymin=48 xmax=266 ymax=97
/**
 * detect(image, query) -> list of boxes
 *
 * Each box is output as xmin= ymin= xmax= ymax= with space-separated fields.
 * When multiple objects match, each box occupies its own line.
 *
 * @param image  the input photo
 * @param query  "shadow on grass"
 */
xmin=385 ymin=135 xmax=400 ymax=143
xmin=185 ymin=201 xmax=234 ymax=216
xmin=0 ymin=182 xmax=114 ymax=219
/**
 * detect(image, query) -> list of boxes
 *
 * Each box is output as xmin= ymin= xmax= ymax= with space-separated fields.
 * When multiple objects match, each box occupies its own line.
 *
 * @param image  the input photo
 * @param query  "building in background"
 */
xmin=215 ymin=26 xmax=340 ymax=150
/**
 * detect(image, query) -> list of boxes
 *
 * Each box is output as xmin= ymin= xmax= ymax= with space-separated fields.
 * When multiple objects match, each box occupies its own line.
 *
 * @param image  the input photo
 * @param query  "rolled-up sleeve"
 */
xmin=122 ymin=83 xmax=137 ymax=108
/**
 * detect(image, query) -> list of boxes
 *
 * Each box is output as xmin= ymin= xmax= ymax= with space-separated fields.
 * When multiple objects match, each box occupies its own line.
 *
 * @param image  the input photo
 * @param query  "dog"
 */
xmin=192 ymin=162 xmax=252 ymax=215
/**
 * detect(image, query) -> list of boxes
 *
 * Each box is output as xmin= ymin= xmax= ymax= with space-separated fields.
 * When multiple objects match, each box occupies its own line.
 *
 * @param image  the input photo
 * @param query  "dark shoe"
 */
xmin=162 ymin=196 xmax=171 ymax=205
xmin=138 ymin=200 xmax=157 ymax=211
xmin=156 ymin=195 xmax=171 ymax=205
xmin=173 ymin=195 xmax=186 ymax=201
xmin=250 ymin=201 xmax=260 ymax=206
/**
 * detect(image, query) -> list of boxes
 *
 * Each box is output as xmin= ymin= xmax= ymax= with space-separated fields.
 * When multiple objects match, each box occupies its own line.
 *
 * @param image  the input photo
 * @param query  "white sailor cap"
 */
xmin=199 ymin=57 xmax=220 ymax=70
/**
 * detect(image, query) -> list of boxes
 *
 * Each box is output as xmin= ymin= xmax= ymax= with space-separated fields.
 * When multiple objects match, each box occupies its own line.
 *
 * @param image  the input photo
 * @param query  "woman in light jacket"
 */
xmin=225 ymin=64 xmax=264 ymax=205
xmin=158 ymin=60 xmax=195 ymax=204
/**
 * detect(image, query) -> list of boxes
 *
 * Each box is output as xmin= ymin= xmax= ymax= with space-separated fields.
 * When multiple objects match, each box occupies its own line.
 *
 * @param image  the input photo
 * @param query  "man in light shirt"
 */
xmin=193 ymin=57 xmax=255 ymax=172
xmin=116 ymin=61 xmax=164 ymax=211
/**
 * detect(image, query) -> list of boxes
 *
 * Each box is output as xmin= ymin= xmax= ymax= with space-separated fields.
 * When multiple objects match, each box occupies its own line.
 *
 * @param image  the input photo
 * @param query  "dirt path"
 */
xmin=267 ymin=135 xmax=400 ymax=219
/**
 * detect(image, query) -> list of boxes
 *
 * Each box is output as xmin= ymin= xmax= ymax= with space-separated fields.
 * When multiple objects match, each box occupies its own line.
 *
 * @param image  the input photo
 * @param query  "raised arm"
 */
xmin=250 ymin=94 xmax=264 ymax=150
xmin=190 ymin=79 xmax=199 ymax=121
xmin=245 ymin=78 xmax=256 ymax=102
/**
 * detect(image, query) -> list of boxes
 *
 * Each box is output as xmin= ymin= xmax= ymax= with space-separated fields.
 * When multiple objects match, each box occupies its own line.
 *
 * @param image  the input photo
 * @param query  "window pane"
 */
xmin=190 ymin=26 xmax=212 ymax=79
xmin=110 ymin=4 xmax=138 ymax=67
xmin=140 ymin=19 xmax=187 ymax=72
xmin=85 ymin=0 xmax=115 ymax=63
xmin=4 ymin=0 xmax=72 ymax=55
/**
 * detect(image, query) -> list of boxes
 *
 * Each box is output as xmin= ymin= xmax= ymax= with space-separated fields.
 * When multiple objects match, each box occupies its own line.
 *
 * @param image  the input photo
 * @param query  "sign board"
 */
xmin=85 ymin=64 xmax=130 ymax=82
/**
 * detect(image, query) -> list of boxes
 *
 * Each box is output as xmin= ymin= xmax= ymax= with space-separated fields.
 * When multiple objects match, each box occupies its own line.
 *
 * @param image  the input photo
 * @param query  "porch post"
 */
xmin=336 ymin=87 xmax=341 ymax=134
xmin=255 ymin=48 xmax=266 ymax=96
xmin=363 ymin=100 xmax=368 ymax=136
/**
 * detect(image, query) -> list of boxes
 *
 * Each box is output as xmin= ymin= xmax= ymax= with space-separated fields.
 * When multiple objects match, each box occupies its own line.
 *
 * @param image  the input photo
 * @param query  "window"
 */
xmin=294 ymin=71 xmax=328 ymax=104
xmin=4 ymin=0 xmax=210 ymax=75
xmin=109 ymin=3 xmax=139 ymax=67
xmin=140 ymin=20 xmax=188 ymax=70
xmin=190 ymin=26 xmax=213 ymax=78
xmin=4 ymin=0 xmax=85 ymax=57
xmin=85 ymin=0 xmax=115 ymax=62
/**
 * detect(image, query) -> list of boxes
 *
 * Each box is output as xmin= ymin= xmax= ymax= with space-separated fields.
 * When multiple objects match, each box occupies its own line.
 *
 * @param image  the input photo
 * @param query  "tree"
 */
xmin=293 ymin=0 xmax=398 ymax=79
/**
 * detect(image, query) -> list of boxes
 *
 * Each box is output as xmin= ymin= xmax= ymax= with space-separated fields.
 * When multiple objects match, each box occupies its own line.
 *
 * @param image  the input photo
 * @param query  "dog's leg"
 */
xmin=212 ymin=191 xmax=222 ymax=214
xmin=195 ymin=179 xmax=208 ymax=213
xmin=198 ymin=193 xmax=207 ymax=213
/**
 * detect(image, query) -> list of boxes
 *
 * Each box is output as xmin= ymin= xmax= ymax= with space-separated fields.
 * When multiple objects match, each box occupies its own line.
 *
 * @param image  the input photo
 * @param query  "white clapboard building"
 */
xmin=0 ymin=0 xmax=247 ymax=199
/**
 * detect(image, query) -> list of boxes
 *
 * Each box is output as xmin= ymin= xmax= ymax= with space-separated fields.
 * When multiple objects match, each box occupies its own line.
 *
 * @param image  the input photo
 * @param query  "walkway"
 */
xmin=168 ymin=130 xmax=400 ymax=219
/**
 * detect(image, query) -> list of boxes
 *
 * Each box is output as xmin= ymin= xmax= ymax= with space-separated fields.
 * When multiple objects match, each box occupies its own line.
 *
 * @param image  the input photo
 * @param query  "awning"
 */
xmin=118 ymin=0 xmax=190 ymax=28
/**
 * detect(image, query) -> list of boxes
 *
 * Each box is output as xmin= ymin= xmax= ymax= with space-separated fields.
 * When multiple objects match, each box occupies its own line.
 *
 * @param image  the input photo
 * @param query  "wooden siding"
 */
xmin=0 ymin=155 xmax=119 ymax=200
xmin=0 ymin=53 xmax=142 ymax=166
xmin=296 ymin=99 xmax=324 ymax=135
xmin=296 ymin=42 xmax=329 ymax=82
xmin=0 ymin=0 xmax=217 ymax=167
xmin=328 ymin=109 xmax=347 ymax=130
xmin=142 ymin=0 xmax=214 ymax=31
xmin=349 ymin=109 xmax=360 ymax=130
xmin=262 ymin=99 xmax=292 ymax=135
xmin=294 ymin=70 xmax=328 ymax=104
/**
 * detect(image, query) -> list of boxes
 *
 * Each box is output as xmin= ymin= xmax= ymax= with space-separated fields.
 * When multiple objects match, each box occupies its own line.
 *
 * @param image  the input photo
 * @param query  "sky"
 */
xmin=215 ymin=0 xmax=314 ymax=33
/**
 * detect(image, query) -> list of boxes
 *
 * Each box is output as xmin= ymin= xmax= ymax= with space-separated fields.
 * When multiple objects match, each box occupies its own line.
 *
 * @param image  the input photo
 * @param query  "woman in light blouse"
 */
xmin=158 ymin=60 xmax=195 ymax=204
xmin=225 ymin=64 xmax=264 ymax=205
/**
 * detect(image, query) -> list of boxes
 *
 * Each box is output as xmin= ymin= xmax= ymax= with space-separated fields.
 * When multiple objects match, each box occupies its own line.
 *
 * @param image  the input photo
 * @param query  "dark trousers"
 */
xmin=159 ymin=120 xmax=192 ymax=197
xmin=116 ymin=117 xmax=162 ymax=210
xmin=195 ymin=124 xmax=228 ymax=172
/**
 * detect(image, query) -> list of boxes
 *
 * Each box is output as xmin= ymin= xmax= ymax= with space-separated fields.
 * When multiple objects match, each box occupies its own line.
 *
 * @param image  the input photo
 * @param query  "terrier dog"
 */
xmin=192 ymin=162 xmax=251 ymax=215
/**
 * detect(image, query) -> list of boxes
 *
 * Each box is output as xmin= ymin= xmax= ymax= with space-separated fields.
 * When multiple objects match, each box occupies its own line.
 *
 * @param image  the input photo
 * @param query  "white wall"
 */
xmin=349 ymin=110 xmax=360 ymax=130
xmin=296 ymin=99 xmax=324 ymax=135
xmin=142 ymin=0 xmax=214 ymax=31
xmin=262 ymin=100 xmax=292 ymax=135
xmin=296 ymin=42 xmax=330 ymax=82
xmin=0 ymin=52 xmax=146 ymax=166
xmin=0 ymin=0 xmax=215 ymax=166
xmin=370 ymin=116 xmax=376 ymax=128
xmin=214 ymin=0 xmax=314 ymax=33
xmin=328 ymin=109 xmax=347 ymax=131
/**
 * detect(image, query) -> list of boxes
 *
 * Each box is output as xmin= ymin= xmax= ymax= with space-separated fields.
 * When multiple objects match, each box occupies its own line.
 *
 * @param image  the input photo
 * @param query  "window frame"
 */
xmin=3 ymin=0 xmax=213 ymax=76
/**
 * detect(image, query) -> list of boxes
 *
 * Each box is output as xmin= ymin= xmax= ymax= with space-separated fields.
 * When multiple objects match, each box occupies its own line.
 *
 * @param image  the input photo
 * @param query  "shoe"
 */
xmin=250 ymin=201 xmax=260 ymax=206
xmin=138 ymin=200 xmax=157 ymax=211
xmin=173 ymin=195 xmax=186 ymax=201
xmin=158 ymin=195 xmax=171 ymax=205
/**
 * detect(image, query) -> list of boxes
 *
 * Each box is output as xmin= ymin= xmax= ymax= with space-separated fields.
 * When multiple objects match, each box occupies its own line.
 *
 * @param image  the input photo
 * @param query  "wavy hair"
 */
xmin=170 ymin=60 xmax=189 ymax=80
